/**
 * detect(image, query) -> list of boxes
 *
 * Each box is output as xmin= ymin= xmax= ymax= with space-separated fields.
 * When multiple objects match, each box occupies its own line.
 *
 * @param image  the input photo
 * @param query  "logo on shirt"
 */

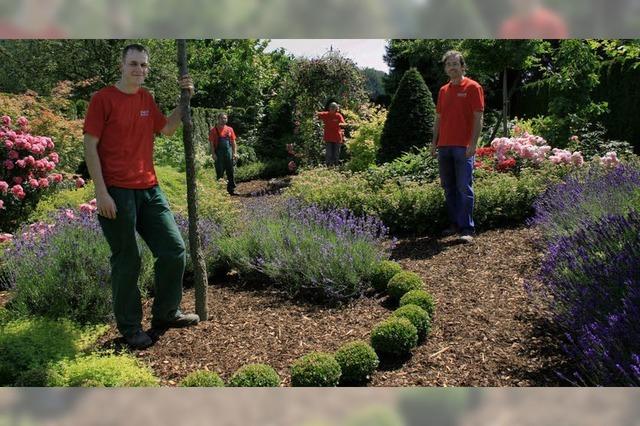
xmin=140 ymin=110 xmax=150 ymax=117
xmin=457 ymin=92 xmax=467 ymax=97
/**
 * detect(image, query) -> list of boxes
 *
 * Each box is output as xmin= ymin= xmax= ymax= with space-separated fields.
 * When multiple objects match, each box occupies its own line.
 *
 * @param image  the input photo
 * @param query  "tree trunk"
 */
xmin=502 ymin=67 xmax=509 ymax=136
xmin=177 ymin=39 xmax=209 ymax=321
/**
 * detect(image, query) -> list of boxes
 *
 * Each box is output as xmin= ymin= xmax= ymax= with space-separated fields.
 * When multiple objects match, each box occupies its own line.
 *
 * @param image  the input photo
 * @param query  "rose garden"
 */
xmin=0 ymin=39 xmax=638 ymax=387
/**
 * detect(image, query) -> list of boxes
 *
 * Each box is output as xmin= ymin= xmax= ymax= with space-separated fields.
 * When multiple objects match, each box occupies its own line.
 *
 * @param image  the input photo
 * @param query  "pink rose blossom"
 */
xmin=64 ymin=209 xmax=75 ymax=220
xmin=8 ymin=150 xmax=19 ymax=160
xmin=75 ymin=177 xmax=85 ymax=188
xmin=11 ymin=185 xmax=25 ymax=200
xmin=28 ymin=178 xmax=39 ymax=188
xmin=16 ymin=159 xmax=26 ymax=168
xmin=1 ymin=116 xmax=11 ymax=126
xmin=17 ymin=116 xmax=28 ymax=128
xmin=3 ymin=160 xmax=14 ymax=170
xmin=0 ymin=181 xmax=8 ymax=194
xmin=4 ymin=140 xmax=13 ymax=149
xmin=13 ymin=176 xmax=23 ymax=185
xmin=38 ymin=178 xmax=49 ymax=188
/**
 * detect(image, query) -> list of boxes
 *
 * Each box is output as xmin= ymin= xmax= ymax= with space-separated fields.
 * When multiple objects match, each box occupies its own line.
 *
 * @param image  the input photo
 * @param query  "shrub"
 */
xmin=49 ymin=353 xmax=159 ymax=387
xmin=334 ymin=341 xmax=379 ymax=385
xmin=345 ymin=104 xmax=387 ymax=172
xmin=0 ymin=318 xmax=108 ymax=385
xmin=228 ymin=363 xmax=281 ymax=387
xmin=0 ymin=115 xmax=65 ymax=231
xmin=180 ymin=370 xmax=225 ymax=387
xmin=370 ymin=317 xmax=418 ymax=358
xmin=4 ymin=209 xmax=153 ymax=323
xmin=378 ymin=68 xmax=435 ymax=163
xmin=400 ymin=290 xmax=436 ymax=318
xmin=219 ymin=199 xmax=390 ymax=303
xmin=364 ymin=146 xmax=440 ymax=189
xmin=290 ymin=352 xmax=341 ymax=387
xmin=369 ymin=260 xmax=403 ymax=293
xmin=387 ymin=271 xmax=424 ymax=301
xmin=392 ymin=304 xmax=431 ymax=341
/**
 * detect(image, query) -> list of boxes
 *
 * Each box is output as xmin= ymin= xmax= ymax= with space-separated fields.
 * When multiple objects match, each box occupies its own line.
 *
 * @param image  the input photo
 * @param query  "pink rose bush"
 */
xmin=1 ymin=115 xmax=63 ymax=230
xmin=488 ymin=133 xmax=588 ymax=173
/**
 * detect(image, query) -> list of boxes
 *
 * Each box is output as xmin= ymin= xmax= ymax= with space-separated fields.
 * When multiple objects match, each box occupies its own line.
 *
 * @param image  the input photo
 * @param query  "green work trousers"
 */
xmin=215 ymin=139 xmax=236 ymax=194
xmin=98 ymin=186 xmax=186 ymax=338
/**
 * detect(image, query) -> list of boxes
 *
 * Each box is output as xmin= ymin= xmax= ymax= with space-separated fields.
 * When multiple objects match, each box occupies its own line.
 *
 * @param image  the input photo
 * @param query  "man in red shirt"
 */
xmin=317 ymin=102 xmax=347 ymax=166
xmin=83 ymin=44 xmax=199 ymax=349
xmin=208 ymin=112 xmax=238 ymax=195
xmin=431 ymin=50 xmax=484 ymax=243
xmin=499 ymin=0 xmax=569 ymax=38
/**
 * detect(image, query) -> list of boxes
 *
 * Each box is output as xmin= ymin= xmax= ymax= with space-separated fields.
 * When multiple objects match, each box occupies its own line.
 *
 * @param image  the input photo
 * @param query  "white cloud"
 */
xmin=265 ymin=39 xmax=389 ymax=73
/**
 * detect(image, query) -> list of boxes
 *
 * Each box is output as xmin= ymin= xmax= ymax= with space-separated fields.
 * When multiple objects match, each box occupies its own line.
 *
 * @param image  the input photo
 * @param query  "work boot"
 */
xmin=152 ymin=312 xmax=200 ymax=330
xmin=124 ymin=329 xmax=153 ymax=349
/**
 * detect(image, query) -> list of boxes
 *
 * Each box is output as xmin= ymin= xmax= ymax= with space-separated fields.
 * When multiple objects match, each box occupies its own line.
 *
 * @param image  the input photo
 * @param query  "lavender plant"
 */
xmin=219 ymin=199 xmax=392 ymax=303
xmin=4 ymin=209 xmax=153 ymax=324
xmin=538 ymin=212 xmax=640 ymax=386
xmin=532 ymin=161 xmax=640 ymax=385
xmin=531 ymin=162 xmax=640 ymax=242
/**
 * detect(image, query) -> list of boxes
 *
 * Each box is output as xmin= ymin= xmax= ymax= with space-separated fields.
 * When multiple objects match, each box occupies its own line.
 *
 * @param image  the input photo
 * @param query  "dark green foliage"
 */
xmin=235 ymin=159 xmax=290 ymax=182
xmin=364 ymin=146 xmax=440 ymax=189
xmin=399 ymin=290 xmax=436 ymax=319
xmin=228 ymin=364 xmax=281 ymax=387
xmin=387 ymin=271 xmax=424 ymax=301
xmin=334 ymin=341 xmax=379 ymax=385
xmin=180 ymin=370 xmax=225 ymax=387
xmin=369 ymin=260 xmax=403 ymax=293
xmin=378 ymin=68 xmax=435 ymax=163
xmin=392 ymin=304 xmax=432 ymax=341
xmin=370 ymin=317 xmax=418 ymax=358
xmin=290 ymin=352 xmax=342 ymax=387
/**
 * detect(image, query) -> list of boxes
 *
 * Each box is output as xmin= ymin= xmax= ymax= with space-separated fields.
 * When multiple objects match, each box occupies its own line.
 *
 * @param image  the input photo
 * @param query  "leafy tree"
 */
xmin=383 ymin=39 xmax=461 ymax=101
xmin=272 ymin=51 xmax=368 ymax=165
xmin=461 ymin=39 xmax=547 ymax=137
xmin=378 ymin=68 xmax=435 ymax=163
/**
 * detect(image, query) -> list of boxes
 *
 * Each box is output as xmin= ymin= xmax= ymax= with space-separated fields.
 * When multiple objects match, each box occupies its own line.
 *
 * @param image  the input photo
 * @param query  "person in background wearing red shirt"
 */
xmin=83 ymin=44 xmax=199 ymax=349
xmin=498 ymin=0 xmax=569 ymax=38
xmin=208 ymin=112 xmax=238 ymax=195
xmin=317 ymin=102 xmax=348 ymax=166
xmin=430 ymin=50 xmax=484 ymax=244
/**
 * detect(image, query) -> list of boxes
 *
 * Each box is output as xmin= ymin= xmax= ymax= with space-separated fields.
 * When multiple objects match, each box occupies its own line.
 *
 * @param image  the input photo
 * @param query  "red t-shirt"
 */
xmin=317 ymin=111 xmax=345 ymax=144
xmin=499 ymin=7 xmax=569 ymax=39
xmin=436 ymin=77 xmax=485 ymax=148
xmin=208 ymin=125 xmax=236 ymax=150
xmin=83 ymin=86 xmax=167 ymax=189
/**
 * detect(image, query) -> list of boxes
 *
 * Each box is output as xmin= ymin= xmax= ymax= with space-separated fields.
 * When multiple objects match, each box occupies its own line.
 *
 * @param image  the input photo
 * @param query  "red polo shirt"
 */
xmin=83 ymin=86 xmax=167 ymax=189
xmin=436 ymin=77 xmax=484 ymax=148
xmin=208 ymin=125 xmax=237 ymax=150
xmin=317 ymin=111 xmax=345 ymax=144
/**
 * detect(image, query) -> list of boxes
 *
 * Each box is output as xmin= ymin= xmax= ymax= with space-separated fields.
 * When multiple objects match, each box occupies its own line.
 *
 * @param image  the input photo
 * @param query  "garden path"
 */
xmin=93 ymin=179 xmax=567 ymax=386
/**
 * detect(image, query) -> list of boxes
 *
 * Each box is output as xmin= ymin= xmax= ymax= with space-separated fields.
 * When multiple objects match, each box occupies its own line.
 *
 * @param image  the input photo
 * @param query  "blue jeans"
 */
xmin=438 ymin=146 xmax=475 ymax=235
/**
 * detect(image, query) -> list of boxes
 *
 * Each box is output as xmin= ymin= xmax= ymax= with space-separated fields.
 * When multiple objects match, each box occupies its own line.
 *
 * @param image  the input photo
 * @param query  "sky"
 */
xmin=265 ymin=39 xmax=389 ymax=73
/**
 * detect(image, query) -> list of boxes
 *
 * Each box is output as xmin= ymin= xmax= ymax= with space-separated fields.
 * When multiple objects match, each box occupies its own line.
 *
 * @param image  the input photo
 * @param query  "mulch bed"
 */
xmin=2 ymin=179 xmax=569 ymax=386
